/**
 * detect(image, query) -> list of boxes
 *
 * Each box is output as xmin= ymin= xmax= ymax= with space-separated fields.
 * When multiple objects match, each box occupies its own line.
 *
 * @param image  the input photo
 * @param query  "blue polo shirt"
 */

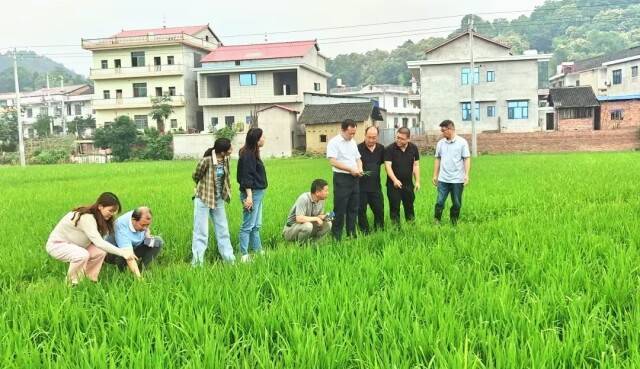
xmin=114 ymin=211 xmax=145 ymax=248
xmin=435 ymin=135 xmax=470 ymax=183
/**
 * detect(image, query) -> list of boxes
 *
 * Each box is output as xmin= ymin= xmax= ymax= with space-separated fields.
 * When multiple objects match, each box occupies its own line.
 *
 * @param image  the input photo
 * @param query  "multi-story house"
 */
xmin=329 ymin=84 xmax=420 ymax=129
xmin=549 ymin=46 xmax=640 ymax=130
xmin=82 ymin=25 xmax=220 ymax=132
xmin=549 ymin=46 xmax=640 ymax=96
xmin=407 ymin=31 xmax=552 ymax=133
xmin=0 ymin=84 xmax=93 ymax=138
xmin=196 ymin=40 xmax=330 ymax=131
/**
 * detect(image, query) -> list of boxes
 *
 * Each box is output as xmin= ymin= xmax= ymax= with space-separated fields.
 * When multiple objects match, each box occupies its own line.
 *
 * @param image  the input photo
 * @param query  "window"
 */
xmin=612 ymin=69 xmax=622 ymax=85
xmin=26 ymin=108 xmax=32 ymax=118
xmin=103 ymin=90 xmax=110 ymax=99
xmin=114 ymin=59 xmax=121 ymax=68
xmin=611 ymin=109 xmax=624 ymax=120
xmin=320 ymin=134 xmax=327 ymax=143
xmin=101 ymin=60 xmax=108 ymax=69
xmin=394 ymin=117 xmax=399 ymax=127
xmin=131 ymin=51 xmax=145 ymax=67
xmin=168 ymin=87 xmax=176 ymax=96
xmin=239 ymin=73 xmax=257 ymax=86
xmin=40 ymin=107 xmax=48 ymax=116
xmin=508 ymin=101 xmax=529 ymax=119
xmin=210 ymin=117 xmax=218 ymax=129
xmin=67 ymin=104 xmax=72 ymax=115
xmin=115 ymin=89 xmax=122 ymax=99
xmin=632 ymin=66 xmax=638 ymax=78
xmin=170 ymin=119 xmax=178 ymax=128
xmin=576 ymin=80 xmax=580 ymax=86
xmin=74 ymin=104 xmax=82 ymax=116
xmin=486 ymin=70 xmax=495 ymax=82
xmin=235 ymin=60 xmax=241 ymax=66
xmin=134 ymin=115 xmax=148 ymax=129
xmin=487 ymin=105 xmax=496 ymax=117
xmin=461 ymin=67 xmax=480 ymax=85
xmin=560 ymin=108 xmax=592 ymax=119
xmin=461 ymin=102 xmax=480 ymax=121
xmin=133 ymin=83 xmax=147 ymax=97
xmin=403 ymin=98 xmax=407 ymax=108
xmin=245 ymin=116 xmax=252 ymax=124
xmin=314 ymin=82 xmax=321 ymax=91
xmin=412 ymin=117 xmax=418 ymax=127
xmin=167 ymin=56 xmax=175 ymax=65
xmin=155 ymin=87 xmax=163 ymax=97
xmin=224 ymin=116 xmax=234 ymax=128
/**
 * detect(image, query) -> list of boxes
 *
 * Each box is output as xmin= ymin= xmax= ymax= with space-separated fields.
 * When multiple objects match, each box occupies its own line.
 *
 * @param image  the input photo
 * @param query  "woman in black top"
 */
xmin=237 ymin=128 xmax=267 ymax=262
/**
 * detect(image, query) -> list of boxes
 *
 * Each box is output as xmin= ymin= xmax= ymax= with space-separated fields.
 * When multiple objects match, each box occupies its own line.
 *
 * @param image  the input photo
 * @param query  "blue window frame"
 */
xmin=487 ymin=70 xmax=495 ymax=82
xmin=461 ymin=67 xmax=479 ymax=85
xmin=461 ymin=102 xmax=480 ymax=121
xmin=507 ymin=100 xmax=529 ymax=119
xmin=239 ymin=73 xmax=257 ymax=86
xmin=612 ymin=69 xmax=622 ymax=85
xmin=487 ymin=105 xmax=496 ymax=117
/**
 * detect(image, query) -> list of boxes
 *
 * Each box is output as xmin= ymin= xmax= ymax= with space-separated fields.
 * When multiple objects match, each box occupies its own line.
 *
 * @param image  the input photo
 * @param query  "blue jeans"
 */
xmin=434 ymin=181 xmax=464 ymax=224
xmin=192 ymin=196 xmax=235 ymax=265
xmin=239 ymin=189 xmax=265 ymax=255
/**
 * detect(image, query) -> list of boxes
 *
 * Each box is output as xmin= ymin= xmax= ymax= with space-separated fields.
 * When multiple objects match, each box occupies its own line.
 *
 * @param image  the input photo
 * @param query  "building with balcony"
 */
xmin=330 ymin=84 xmax=420 ymax=129
xmin=82 ymin=24 xmax=220 ymax=131
xmin=196 ymin=40 xmax=330 ymax=132
xmin=0 ymin=84 xmax=93 ymax=138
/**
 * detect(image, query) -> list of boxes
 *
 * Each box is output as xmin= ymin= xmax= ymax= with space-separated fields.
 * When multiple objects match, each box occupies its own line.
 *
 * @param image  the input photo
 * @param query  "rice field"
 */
xmin=1 ymin=152 xmax=639 ymax=368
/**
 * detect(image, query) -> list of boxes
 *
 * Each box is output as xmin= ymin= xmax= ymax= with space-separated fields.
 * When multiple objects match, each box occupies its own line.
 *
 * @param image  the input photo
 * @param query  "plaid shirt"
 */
xmin=193 ymin=156 xmax=231 ymax=209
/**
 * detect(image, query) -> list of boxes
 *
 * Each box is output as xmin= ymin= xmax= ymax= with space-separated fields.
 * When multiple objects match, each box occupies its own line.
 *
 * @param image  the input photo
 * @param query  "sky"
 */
xmin=0 ymin=0 xmax=547 ymax=76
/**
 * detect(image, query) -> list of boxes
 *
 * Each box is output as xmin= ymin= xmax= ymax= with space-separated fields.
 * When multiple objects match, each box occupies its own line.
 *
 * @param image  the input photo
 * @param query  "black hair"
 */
xmin=341 ymin=119 xmax=357 ymax=130
xmin=310 ymin=179 xmax=329 ymax=194
xmin=397 ymin=127 xmax=411 ymax=138
xmin=239 ymin=127 xmax=263 ymax=159
xmin=440 ymin=119 xmax=455 ymax=129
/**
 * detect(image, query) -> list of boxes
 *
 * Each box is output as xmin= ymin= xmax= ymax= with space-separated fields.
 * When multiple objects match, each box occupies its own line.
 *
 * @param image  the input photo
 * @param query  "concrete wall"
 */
xmin=258 ymin=108 xmax=297 ymax=157
xmin=305 ymin=118 xmax=373 ymax=154
xmin=96 ymin=106 xmax=186 ymax=130
xmin=426 ymin=36 xmax=511 ymax=61
xmin=203 ymin=103 xmax=302 ymax=131
xmin=606 ymin=59 xmax=640 ymax=96
xmin=91 ymin=45 xmax=185 ymax=69
xmin=420 ymin=58 xmax=541 ymax=133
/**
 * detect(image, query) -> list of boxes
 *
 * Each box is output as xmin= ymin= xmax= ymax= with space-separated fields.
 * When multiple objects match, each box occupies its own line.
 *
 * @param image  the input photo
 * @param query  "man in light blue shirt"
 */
xmin=105 ymin=206 xmax=163 ymax=275
xmin=432 ymin=120 xmax=471 ymax=225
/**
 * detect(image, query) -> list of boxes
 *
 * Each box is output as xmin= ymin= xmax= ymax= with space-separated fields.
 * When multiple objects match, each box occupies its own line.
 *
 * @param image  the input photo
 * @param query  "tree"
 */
xmin=149 ymin=95 xmax=174 ymax=133
xmin=94 ymin=115 xmax=138 ymax=161
xmin=0 ymin=109 xmax=18 ymax=152
xmin=34 ymin=114 xmax=52 ymax=138
xmin=67 ymin=115 xmax=96 ymax=137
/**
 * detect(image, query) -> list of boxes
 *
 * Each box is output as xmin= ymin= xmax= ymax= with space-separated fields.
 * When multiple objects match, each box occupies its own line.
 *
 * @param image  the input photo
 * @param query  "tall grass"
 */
xmin=0 ymin=152 xmax=639 ymax=368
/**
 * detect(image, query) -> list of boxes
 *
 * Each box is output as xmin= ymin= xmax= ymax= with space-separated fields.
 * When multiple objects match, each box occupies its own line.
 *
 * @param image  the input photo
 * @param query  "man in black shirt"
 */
xmin=357 ymin=126 xmax=385 ymax=233
xmin=384 ymin=127 xmax=421 ymax=225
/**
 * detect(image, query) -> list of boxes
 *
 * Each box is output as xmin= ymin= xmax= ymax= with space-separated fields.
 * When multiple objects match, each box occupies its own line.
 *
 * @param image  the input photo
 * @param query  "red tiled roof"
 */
xmin=114 ymin=25 xmax=209 ymax=37
xmin=202 ymin=40 xmax=318 ymax=62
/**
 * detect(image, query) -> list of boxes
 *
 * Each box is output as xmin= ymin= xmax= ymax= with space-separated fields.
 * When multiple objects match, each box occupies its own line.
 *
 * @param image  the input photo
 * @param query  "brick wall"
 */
xmin=601 ymin=100 xmax=640 ymax=130
xmin=415 ymin=128 xmax=640 ymax=154
xmin=558 ymin=117 xmax=594 ymax=131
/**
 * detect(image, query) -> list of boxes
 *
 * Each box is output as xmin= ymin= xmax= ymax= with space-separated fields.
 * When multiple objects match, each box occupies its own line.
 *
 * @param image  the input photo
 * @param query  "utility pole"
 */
xmin=468 ymin=18 xmax=478 ymax=157
xmin=60 ymin=76 xmax=66 ymax=135
xmin=12 ymin=49 xmax=26 ymax=167
xmin=46 ymin=74 xmax=53 ymax=135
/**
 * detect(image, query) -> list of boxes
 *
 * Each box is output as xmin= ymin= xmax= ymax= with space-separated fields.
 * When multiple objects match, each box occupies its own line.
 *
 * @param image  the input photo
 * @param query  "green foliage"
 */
xmin=0 ymin=151 xmax=18 ymax=165
xmin=133 ymin=128 xmax=174 ymax=160
xmin=149 ymin=95 xmax=174 ymax=130
xmin=33 ymin=114 xmax=52 ymax=138
xmin=0 ymin=109 xmax=18 ymax=152
xmin=94 ymin=115 xmax=138 ymax=162
xmin=29 ymin=148 xmax=70 ymax=165
xmin=66 ymin=115 xmax=96 ymax=137
xmin=214 ymin=126 xmax=238 ymax=141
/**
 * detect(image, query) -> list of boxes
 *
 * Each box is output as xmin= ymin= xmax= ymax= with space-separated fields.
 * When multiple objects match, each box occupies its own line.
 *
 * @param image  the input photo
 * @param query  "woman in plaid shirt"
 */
xmin=191 ymin=138 xmax=235 ymax=265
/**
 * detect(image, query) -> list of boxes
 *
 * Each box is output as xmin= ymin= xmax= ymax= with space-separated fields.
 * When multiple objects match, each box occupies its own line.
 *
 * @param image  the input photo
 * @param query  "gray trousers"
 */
xmin=283 ymin=221 xmax=332 ymax=242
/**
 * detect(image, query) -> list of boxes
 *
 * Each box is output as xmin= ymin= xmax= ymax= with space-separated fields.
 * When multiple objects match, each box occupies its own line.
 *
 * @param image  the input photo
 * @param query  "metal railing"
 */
xmin=82 ymin=33 xmax=217 ymax=50
xmin=90 ymin=64 xmax=183 ymax=78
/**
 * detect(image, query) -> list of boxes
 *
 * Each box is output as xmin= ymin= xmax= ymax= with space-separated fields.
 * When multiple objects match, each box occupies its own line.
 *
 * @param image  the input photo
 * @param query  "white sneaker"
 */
xmin=241 ymin=254 xmax=251 ymax=263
